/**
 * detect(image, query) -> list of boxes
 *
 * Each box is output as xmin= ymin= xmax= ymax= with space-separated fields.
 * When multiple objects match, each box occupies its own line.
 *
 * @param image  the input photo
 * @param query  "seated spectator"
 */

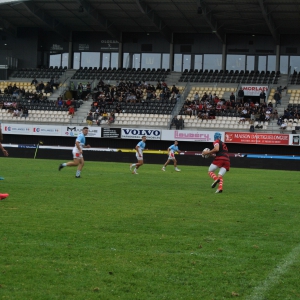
xmin=280 ymin=121 xmax=287 ymax=133
xmin=178 ymin=116 xmax=184 ymax=130
xmin=12 ymin=108 xmax=20 ymax=117
xmin=107 ymin=112 xmax=115 ymax=125
xmin=86 ymin=112 xmax=93 ymax=126
xmin=102 ymin=110 xmax=108 ymax=122
xmin=57 ymin=96 xmax=64 ymax=107
xmin=170 ymin=116 xmax=179 ymax=130
xmin=21 ymin=107 xmax=29 ymax=118
xmin=65 ymin=99 xmax=72 ymax=107
xmin=68 ymin=106 xmax=75 ymax=118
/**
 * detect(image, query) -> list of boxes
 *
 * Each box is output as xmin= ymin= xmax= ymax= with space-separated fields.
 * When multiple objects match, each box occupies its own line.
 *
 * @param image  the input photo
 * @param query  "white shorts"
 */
xmin=73 ymin=147 xmax=83 ymax=159
xmin=168 ymin=152 xmax=175 ymax=160
xmin=136 ymin=152 xmax=143 ymax=161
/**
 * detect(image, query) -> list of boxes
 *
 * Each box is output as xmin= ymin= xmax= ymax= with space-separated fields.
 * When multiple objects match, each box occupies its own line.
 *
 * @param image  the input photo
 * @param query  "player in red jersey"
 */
xmin=202 ymin=132 xmax=230 ymax=193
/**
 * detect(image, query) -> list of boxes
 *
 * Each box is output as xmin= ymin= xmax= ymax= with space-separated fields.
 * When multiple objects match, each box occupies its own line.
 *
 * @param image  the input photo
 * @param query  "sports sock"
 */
xmin=209 ymin=171 xmax=217 ymax=181
xmin=76 ymin=170 xmax=81 ymax=177
xmin=62 ymin=163 xmax=67 ymax=167
xmin=218 ymin=175 xmax=223 ymax=190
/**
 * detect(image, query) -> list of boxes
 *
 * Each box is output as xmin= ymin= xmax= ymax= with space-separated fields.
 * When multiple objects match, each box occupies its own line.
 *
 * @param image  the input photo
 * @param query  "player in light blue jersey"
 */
xmin=130 ymin=136 xmax=147 ymax=175
xmin=58 ymin=127 xmax=91 ymax=178
xmin=162 ymin=140 xmax=182 ymax=172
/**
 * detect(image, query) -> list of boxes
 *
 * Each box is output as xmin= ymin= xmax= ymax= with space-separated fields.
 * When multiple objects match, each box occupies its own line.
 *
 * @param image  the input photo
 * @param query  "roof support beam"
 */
xmin=23 ymin=1 xmax=70 ymax=40
xmin=198 ymin=0 xmax=225 ymax=43
xmin=258 ymin=0 xmax=279 ymax=44
xmin=75 ymin=0 xmax=121 ymax=41
xmin=0 ymin=17 xmax=17 ymax=36
xmin=135 ymin=0 xmax=172 ymax=42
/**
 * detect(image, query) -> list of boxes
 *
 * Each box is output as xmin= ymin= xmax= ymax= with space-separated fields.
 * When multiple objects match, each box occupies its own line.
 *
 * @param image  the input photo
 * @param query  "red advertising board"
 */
xmin=225 ymin=132 xmax=290 ymax=145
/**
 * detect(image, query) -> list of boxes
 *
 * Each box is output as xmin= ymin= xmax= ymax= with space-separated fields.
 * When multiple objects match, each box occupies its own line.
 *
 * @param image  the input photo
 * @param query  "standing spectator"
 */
xmin=31 ymin=78 xmax=38 ymax=85
xmin=274 ymin=91 xmax=281 ymax=107
xmin=237 ymin=88 xmax=244 ymax=104
xmin=202 ymin=132 xmax=230 ymax=194
xmin=229 ymin=92 xmax=235 ymax=102
xmin=259 ymin=90 xmax=266 ymax=103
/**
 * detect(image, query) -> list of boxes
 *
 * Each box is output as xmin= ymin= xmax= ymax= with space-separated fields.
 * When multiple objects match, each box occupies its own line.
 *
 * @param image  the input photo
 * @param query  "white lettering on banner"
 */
xmin=121 ymin=128 xmax=161 ymax=140
xmin=241 ymin=85 xmax=268 ymax=96
xmin=233 ymin=133 xmax=289 ymax=141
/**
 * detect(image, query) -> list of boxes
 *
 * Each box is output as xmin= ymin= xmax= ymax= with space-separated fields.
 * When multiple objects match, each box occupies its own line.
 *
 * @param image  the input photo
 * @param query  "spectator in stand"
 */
xmin=31 ymin=78 xmax=38 ymax=85
xmin=274 ymin=91 xmax=281 ymax=107
xmin=37 ymin=81 xmax=45 ymax=93
xmin=259 ymin=90 xmax=266 ymax=103
xmin=194 ymin=92 xmax=200 ymax=101
xmin=57 ymin=96 xmax=64 ymax=107
xmin=68 ymin=106 xmax=75 ymax=118
xmin=21 ymin=107 xmax=29 ymax=119
xmin=107 ymin=112 xmax=115 ymax=125
xmin=86 ymin=82 xmax=91 ymax=93
xmin=178 ymin=116 xmax=184 ymax=129
xmin=156 ymin=81 xmax=162 ymax=90
xmin=230 ymin=92 xmax=235 ymax=102
xmin=237 ymin=88 xmax=244 ymax=104
xmin=65 ymin=98 xmax=72 ymax=108
xmin=170 ymin=116 xmax=179 ymax=130
xmin=86 ymin=112 xmax=93 ymax=126
xmin=12 ymin=108 xmax=20 ymax=117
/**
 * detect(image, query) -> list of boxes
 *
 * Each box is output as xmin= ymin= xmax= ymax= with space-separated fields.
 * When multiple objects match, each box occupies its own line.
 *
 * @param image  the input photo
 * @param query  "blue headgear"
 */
xmin=214 ymin=132 xmax=222 ymax=141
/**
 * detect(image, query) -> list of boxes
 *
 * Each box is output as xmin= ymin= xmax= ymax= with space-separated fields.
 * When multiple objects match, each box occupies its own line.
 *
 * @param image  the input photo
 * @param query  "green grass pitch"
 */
xmin=0 ymin=158 xmax=300 ymax=299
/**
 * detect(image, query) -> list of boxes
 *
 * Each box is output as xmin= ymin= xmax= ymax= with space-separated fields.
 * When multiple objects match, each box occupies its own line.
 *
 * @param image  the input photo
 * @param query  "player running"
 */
xmin=202 ymin=132 xmax=230 ymax=193
xmin=162 ymin=140 xmax=181 ymax=172
xmin=130 ymin=136 xmax=147 ymax=175
xmin=58 ymin=127 xmax=91 ymax=178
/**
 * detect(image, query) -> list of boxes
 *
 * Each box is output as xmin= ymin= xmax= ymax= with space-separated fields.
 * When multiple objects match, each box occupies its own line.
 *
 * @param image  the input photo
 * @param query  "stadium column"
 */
xmin=118 ymin=40 xmax=123 ymax=69
xmin=222 ymin=43 xmax=226 ymax=71
xmin=169 ymin=33 xmax=174 ymax=71
xmin=68 ymin=31 xmax=73 ymax=69
xmin=275 ymin=44 xmax=280 ymax=72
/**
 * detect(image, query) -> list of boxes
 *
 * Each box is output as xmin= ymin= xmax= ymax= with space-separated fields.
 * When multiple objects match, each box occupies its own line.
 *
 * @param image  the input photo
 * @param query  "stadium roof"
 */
xmin=0 ymin=0 xmax=299 ymax=43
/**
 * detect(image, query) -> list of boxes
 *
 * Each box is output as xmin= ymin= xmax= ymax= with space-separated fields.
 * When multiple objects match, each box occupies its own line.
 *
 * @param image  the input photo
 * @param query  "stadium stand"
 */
xmin=179 ymin=69 xmax=280 ymax=85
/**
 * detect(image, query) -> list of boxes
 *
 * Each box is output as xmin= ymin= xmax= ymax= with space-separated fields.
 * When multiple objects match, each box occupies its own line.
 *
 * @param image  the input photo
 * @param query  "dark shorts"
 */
xmin=213 ymin=157 xmax=230 ymax=171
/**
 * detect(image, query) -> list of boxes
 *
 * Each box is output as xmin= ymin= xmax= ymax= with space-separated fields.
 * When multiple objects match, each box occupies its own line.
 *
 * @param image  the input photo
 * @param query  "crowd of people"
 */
xmin=181 ymin=89 xmax=280 ymax=125
xmin=86 ymin=80 xmax=181 ymax=125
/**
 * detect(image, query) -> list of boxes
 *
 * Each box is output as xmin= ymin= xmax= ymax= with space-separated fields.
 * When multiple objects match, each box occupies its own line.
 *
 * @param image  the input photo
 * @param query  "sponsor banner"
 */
xmin=2 ymin=124 xmax=32 ymax=135
xmin=121 ymin=128 xmax=161 ymax=140
xmin=101 ymin=128 xmax=121 ymax=139
xmin=161 ymin=130 xmax=218 ymax=142
xmin=225 ymin=132 xmax=289 ymax=145
xmin=61 ymin=126 xmax=101 ymax=138
xmin=32 ymin=125 xmax=61 ymax=136
xmin=241 ymin=85 xmax=268 ymax=96
xmin=290 ymin=134 xmax=300 ymax=145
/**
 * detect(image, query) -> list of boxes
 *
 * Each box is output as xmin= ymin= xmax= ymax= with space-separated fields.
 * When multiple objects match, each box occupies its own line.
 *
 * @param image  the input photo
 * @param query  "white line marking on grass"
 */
xmin=247 ymin=243 xmax=300 ymax=300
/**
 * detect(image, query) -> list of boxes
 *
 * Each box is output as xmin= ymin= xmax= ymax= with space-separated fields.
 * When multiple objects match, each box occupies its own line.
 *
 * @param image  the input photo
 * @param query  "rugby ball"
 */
xmin=202 ymin=148 xmax=211 ymax=159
